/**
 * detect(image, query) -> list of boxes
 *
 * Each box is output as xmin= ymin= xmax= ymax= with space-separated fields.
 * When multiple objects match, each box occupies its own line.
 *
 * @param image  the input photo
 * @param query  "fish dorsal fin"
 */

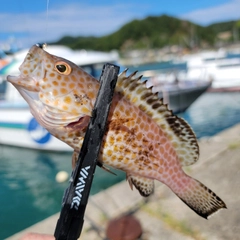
xmin=127 ymin=174 xmax=154 ymax=197
xmin=116 ymin=70 xmax=199 ymax=166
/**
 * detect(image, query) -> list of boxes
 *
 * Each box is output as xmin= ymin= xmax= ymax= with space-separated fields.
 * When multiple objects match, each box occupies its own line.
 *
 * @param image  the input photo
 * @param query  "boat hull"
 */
xmin=159 ymin=83 xmax=211 ymax=113
xmin=0 ymin=107 xmax=72 ymax=151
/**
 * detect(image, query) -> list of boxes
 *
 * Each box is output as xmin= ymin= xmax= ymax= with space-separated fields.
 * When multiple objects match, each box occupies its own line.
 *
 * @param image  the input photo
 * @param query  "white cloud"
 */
xmin=0 ymin=2 xmax=144 ymax=48
xmin=179 ymin=0 xmax=240 ymax=25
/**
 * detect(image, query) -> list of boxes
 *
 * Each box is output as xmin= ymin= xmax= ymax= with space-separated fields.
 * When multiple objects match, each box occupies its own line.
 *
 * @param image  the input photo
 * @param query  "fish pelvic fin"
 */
xmin=174 ymin=177 xmax=227 ymax=219
xmin=127 ymin=174 xmax=154 ymax=197
xmin=97 ymin=162 xmax=117 ymax=176
xmin=117 ymin=70 xmax=199 ymax=166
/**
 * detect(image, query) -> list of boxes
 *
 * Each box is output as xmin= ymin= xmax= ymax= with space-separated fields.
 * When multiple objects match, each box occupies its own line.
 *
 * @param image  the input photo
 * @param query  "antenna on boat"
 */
xmin=45 ymin=0 xmax=50 ymax=41
xmin=54 ymin=63 xmax=120 ymax=240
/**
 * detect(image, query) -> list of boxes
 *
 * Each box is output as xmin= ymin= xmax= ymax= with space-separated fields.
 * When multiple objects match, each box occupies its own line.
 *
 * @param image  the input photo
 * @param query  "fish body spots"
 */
xmin=81 ymin=106 xmax=91 ymax=114
xmin=71 ymin=75 xmax=77 ymax=81
xmin=87 ymin=91 xmax=95 ymax=99
xmin=64 ymin=96 xmax=72 ymax=104
xmin=53 ymin=81 xmax=58 ymax=86
xmin=60 ymin=88 xmax=68 ymax=95
xmin=23 ymin=70 xmax=28 ymax=75
xmin=52 ymin=89 xmax=58 ymax=97
xmin=64 ymin=76 xmax=69 ymax=82
xmin=125 ymin=109 xmax=130 ymax=116
xmin=107 ymin=149 xmax=113 ymax=157
xmin=62 ymin=105 xmax=68 ymax=111
xmin=99 ymin=99 xmax=179 ymax=181
xmin=69 ymin=83 xmax=75 ymax=89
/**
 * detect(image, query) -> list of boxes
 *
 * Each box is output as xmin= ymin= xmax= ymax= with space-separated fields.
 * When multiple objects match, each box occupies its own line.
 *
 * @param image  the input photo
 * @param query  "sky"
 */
xmin=1 ymin=0 xmax=240 ymax=49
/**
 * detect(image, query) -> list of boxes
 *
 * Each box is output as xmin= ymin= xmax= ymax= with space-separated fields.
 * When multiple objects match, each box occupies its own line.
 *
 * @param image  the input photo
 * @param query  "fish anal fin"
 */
xmin=127 ymin=174 xmax=154 ymax=197
xmin=117 ymin=70 xmax=199 ymax=166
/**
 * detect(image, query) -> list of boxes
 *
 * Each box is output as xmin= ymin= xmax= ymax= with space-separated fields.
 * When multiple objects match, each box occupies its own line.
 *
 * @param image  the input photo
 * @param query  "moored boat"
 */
xmin=142 ymin=49 xmax=240 ymax=92
xmin=146 ymin=78 xmax=211 ymax=113
xmin=183 ymin=50 xmax=240 ymax=92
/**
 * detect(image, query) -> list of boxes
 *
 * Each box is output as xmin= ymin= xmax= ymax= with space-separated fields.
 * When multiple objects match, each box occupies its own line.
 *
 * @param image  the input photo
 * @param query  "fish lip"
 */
xmin=13 ymin=83 xmax=39 ymax=102
xmin=7 ymin=54 xmax=44 ymax=91
xmin=6 ymin=75 xmax=19 ymax=83
xmin=7 ymin=73 xmax=40 ymax=92
xmin=7 ymin=74 xmax=39 ymax=103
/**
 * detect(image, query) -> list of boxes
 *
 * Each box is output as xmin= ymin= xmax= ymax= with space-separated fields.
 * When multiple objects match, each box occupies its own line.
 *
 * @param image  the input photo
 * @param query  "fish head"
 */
xmin=7 ymin=44 xmax=99 ymax=130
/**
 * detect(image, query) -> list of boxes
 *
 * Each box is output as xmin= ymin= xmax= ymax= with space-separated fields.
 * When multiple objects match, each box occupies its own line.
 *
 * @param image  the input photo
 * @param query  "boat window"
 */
xmin=79 ymin=65 xmax=96 ymax=77
xmin=203 ymin=57 xmax=225 ymax=62
xmin=218 ymin=63 xmax=240 ymax=68
xmin=79 ymin=62 xmax=117 ymax=79
xmin=0 ymin=81 xmax=7 ymax=100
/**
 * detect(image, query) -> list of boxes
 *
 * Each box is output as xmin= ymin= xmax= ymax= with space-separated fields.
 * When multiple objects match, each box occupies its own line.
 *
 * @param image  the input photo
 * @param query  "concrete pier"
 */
xmin=7 ymin=124 xmax=240 ymax=240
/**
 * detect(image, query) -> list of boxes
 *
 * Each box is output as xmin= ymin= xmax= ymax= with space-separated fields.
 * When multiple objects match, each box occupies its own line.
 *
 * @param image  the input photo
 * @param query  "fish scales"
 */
xmin=7 ymin=45 xmax=226 ymax=219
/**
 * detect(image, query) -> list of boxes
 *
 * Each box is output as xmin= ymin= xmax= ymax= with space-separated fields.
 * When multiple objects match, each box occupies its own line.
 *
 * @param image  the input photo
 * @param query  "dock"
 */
xmin=7 ymin=123 xmax=240 ymax=240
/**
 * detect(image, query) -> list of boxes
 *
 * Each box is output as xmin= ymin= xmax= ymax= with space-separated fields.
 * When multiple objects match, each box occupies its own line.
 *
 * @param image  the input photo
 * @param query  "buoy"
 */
xmin=55 ymin=171 xmax=69 ymax=183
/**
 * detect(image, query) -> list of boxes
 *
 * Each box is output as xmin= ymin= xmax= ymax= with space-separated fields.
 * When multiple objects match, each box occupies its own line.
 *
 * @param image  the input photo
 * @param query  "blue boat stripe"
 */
xmin=0 ymin=122 xmax=27 ymax=129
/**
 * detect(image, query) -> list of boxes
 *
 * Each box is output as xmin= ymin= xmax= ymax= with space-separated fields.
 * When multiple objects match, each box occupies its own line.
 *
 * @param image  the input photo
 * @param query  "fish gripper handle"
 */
xmin=54 ymin=63 xmax=120 ymax=240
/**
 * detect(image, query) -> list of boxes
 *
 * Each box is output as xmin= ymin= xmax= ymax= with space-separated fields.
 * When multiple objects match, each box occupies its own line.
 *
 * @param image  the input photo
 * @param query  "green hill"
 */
xmin=51 ymin=15 xmax=239 ymax=51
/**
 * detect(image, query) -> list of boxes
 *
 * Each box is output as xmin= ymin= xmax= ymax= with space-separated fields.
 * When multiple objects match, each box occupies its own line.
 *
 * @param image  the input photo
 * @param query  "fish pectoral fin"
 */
xmin=98 ymin=162 xmax=117 ymax=176
xmin=127 ymin=174 xmax=154 ymax=197
xmin=72 ymin=151 xmax=117 ymax=175
xmin=71 ymin=150 xmax=79 ymax=169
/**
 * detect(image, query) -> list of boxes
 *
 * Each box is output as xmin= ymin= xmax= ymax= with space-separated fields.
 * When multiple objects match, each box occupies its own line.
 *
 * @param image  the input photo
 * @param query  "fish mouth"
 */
xmin=8 ymin=78 xmax=79 ymax=129
xmin=7 ymin=74 xmax=39 ymax=92
xmin=7 ymin=74 xmax=40 ymax=105
xmin=7 ymin=44 xmax=46 ymax=93
xmin=8 ymin=73 xmax=82 ymax=130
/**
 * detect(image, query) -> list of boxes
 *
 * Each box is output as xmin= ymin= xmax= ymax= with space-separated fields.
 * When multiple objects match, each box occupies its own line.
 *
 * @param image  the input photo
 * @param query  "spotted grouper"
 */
xmin=7 ymin=44 xmax=226 ymax=219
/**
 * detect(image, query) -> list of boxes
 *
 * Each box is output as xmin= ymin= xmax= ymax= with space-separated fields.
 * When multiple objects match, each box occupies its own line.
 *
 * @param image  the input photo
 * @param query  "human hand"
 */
xmin=19 ymin=232 xmax=54 ymax=240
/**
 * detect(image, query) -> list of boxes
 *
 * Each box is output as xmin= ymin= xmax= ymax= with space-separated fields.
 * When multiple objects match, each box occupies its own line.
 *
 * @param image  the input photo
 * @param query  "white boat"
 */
xmin=0 ymin=104 xmax=72 ymax=151
xmin=145 ymin=49 xmax=240 ymax=92
xmin=0 ymin=45 xmax=119 ymax=151
xmin=181 ymin=49 xmax=240 ymax=92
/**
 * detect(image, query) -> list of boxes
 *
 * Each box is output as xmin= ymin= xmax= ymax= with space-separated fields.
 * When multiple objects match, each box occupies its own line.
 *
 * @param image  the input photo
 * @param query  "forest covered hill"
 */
xmin=51 ymin=15 xmax=240 ymax=51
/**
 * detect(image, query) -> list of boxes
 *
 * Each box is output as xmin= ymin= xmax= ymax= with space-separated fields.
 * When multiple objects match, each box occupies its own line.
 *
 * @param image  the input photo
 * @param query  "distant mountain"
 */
xmin=51 ymin=15 xmax=240 ymax=51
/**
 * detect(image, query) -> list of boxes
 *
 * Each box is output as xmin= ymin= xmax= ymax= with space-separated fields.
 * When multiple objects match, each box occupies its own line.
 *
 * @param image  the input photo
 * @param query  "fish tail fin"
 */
xmin=174 ymin=177 xmax=226 ymax=219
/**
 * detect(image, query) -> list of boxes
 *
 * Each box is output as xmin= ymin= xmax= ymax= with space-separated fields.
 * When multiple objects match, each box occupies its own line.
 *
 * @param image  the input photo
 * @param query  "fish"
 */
xmin=7 ymin=44 xmax=226 ymax=219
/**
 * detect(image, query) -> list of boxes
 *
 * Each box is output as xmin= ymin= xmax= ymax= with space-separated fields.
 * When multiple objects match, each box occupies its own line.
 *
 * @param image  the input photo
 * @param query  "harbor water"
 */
xmin=1 ymin=91 xmax=240 ymax=238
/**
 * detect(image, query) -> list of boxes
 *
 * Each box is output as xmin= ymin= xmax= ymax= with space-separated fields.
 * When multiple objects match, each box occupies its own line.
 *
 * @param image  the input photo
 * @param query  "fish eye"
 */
xmin=55 ymin=61 xmax=71 ymax=75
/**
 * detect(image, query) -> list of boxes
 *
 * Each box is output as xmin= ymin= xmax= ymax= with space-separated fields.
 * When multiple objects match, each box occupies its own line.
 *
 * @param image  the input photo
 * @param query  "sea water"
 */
xmin=0 ymin=147 xmax=125 ymax=239
xmin=1 ymin=91 xmax=240 ymax=239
